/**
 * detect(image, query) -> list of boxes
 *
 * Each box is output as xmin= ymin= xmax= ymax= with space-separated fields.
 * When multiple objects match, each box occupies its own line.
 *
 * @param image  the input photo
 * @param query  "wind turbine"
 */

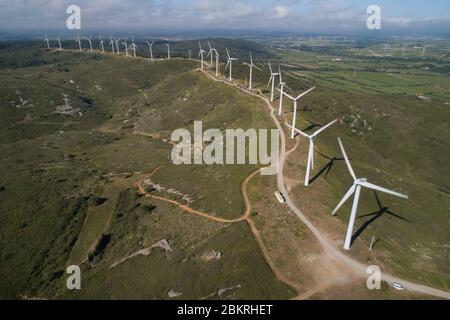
xmin=130 ymin=37 xmax=137 ymax=58
xmin=276 ymin=66 xmax=293 ymax=116
xmin=384 ymin=44 xmax=388 ymax=55
xmin=288 ymin=120 xmax=338 ymax=186
xmin=114 ymin=38 xmax=121 ymax=54
xmin=332 ymin=138 xmax=409 ymax=250
xmin=212 ymin=49 xmax=220 ymax=77
xmin=422 ymin=46 xmax=427 ymax=56
xmin=282 ymin=87 xmax=316 ymax=139
xmin=225 ymin=48 xmax=238 ymax=82
xmin=109 ymin=36 xmax=115 ymax=53
xmin=207 ymin=41 xmax=217 ymax=68
xmin=44 ymin=34 xmax=50 ymax=49
xmin=243 ymin=51 xmax=262 ymax=91
xmin=84 ymin=36 xmax=93 ymax=52
xmin=76 ymin=35 xmax=82 ymax=51
xmin=267 ymin=61 xmax=281 ymax=102
xmin=165 ymin=43 xmax=171 ymax=60
xmin=123 ymin=39 xmax=129 ymax=57
xmin=198 ymin=42 xmax=206 ymax=70
xmin=402 ymin=45 xmax=406 ymax=57
xmin=99 ymin=36 xmax=105 ymax=53
xmin=188 ymin=50 xmax=192 ymax=59
xmin=146 ymin=41 xmax=155 ymax=60
xmin=56 ymin=37 xmax=62 ymax=51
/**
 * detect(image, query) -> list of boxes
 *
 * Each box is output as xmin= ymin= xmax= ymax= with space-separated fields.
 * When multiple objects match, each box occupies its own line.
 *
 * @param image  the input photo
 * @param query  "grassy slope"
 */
xmin=0 ymin=47 xmax=293 ymax=299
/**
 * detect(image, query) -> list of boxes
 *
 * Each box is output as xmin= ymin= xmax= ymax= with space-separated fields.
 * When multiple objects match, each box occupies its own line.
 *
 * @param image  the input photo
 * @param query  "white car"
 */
xmin=393 ymin=283 xmax=405 ymax=291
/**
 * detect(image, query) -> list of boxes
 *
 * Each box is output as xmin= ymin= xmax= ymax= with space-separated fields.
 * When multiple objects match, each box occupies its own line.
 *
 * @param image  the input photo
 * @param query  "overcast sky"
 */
xmin=1 ymin=0 xmax=449 ymax=35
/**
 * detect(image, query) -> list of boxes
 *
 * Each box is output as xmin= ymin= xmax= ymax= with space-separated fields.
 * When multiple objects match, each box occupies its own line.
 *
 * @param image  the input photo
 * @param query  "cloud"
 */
xmin=0 ymin=0 xmax=448 ymax=34
xmin=274 ymin=6 xmax=289 ymax=19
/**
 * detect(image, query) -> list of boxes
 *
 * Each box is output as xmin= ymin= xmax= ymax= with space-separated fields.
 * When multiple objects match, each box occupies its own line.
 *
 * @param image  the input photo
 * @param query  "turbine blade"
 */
xmin=285 ymin=124 xmax=310 ymax=138
xmin=268 ymin=61 xmax=273 ymax=74
xmin=295 ymin=87 xmax=316 ymax=100
xmin=337 ymin=137 xmax=357 ymax=180
xmin=226 ymin=60 xmax=230 ymax=70
xmin=332 ymin=185 xmax=356 ymax=216
xmin=360 ymin=182 xmax=409 ymax=199
xmin=312 ymin=119 xmax=338 ymax=137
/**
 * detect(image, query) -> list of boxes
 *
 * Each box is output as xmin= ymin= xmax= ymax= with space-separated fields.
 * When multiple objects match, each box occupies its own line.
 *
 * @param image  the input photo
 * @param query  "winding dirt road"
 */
xmin=199 ymin=69 xmax=450 ymax=300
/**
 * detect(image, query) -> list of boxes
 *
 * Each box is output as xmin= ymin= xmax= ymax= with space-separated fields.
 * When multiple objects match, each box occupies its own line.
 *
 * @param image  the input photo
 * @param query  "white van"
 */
xmin=275 ymin=191 xmax=286 ymax=204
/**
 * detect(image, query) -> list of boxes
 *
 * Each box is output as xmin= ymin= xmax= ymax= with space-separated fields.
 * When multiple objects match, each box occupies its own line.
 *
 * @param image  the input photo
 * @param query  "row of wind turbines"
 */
xmin=44 ymin=34 xmax=171 ymax=60
xmin=197 ymin=43 xmax=409 ymax=251
xmin=43 ymin=35 xmax=409 ymax=251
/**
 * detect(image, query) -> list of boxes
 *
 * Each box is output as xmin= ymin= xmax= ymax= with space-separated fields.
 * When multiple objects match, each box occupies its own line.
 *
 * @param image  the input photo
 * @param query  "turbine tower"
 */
xmin=332 ymin=138 xmax=409 ymax=250
xmin=165 ymin=43 xmax=171 ymax=60
xmin=225 ymin=48 xmax=238 ymax=82
xmin=243 ymin=51 xmax=262 ymax=91
xmin=146 ymin=41 xmax=155 ymax=60
xmin=44 ymin=34 xmax=50 ymax=49
xmin=188 ymin=50 xmax=192 ymax=59
xmin=288 ymin=120 xmax=338 ymax=186
xmin=198 ymin=42 xmax=206 ymax=70
xmin=267 ymin=61 xmax=281 ymax=102
xmin=76 ymin=35 xmax=82 ymax=51
xmin=282 ymin=87 xmax=316 ymax=139
xmin=384 ymin=44 xmax=388 ymax=55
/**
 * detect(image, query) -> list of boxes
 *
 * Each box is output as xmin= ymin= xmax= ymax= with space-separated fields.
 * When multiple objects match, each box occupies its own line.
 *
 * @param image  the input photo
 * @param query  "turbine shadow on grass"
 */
xmin=308 ymin=152 xmax=345 ymax=185
xmin=351 ymin=192 xmax=410 ymax=246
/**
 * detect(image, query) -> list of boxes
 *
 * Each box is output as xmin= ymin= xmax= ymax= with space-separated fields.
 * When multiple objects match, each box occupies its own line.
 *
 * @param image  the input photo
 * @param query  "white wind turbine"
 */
xmin=212 ymin=49 xmax=220 ymax=77
xmin=332 ymin=137 xmax=409 ymax=250
xmin=422 ymin=46 xmax=427 ymax=56
xmin=198 ymin=42 xmax=206 ymax=70
xmin=276 ymin=66 xmax=293 ymax=116
xmin=288 ymin=119 xmax=338 ymax=186
xmin=384 ymin=44 xmax=388 ymax=55
xmin=207 ymin=41 xmax=217 ymax=68
xmin=165 ymin=43 xmax=171 ymax=60
xmin=146 ymin=41 xmax=155 ymax=60
xmin=283 ymin=87 xmax=316 ymax=139
xmin=99 ymin=36 xmax=105 ymax=53
xmin=109 ymin=36 xmax=115 ymax=53
xmin=56 ymin=37 xmax=62 ymax=51
xmin=84 ymin=36 xmax=93 ymax=52
xmin=267 ymin=61 xmax=281 ymax=102
xmin=243 ymin=51 xmax=262 ymax=91
xmin=44 ymin=34 xmax=50 ymax=49
xmin=130 ymin=37 xmax=137 ymax=58
xmin=188 ymin=50 xmax=192 ymax=59
xmin=76 ymin=34 xmax=82 ymax=51
xmin=114 ymin=38 xmax=121 ymax=54
xmin=123 ymin=38 xmax=129 ymax=57
xmin=225 ymin=48 xmax=238 ymax=82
